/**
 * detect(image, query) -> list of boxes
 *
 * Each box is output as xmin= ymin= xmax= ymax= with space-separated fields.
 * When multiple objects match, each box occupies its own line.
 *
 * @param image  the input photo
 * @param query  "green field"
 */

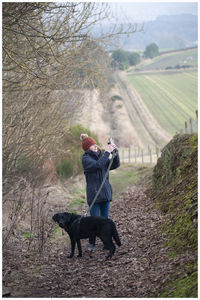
xmin=126 ymin=69 xmax=198 ymax=135
xmin=129 ymin=48 xmax=198 ymax=71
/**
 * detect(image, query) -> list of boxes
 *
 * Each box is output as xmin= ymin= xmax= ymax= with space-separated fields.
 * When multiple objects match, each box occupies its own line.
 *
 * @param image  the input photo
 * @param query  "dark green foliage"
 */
xmin=160 ymin=270 xmax=197 ymax=297
xmin=144 ymin=43 xmax=159 ymax=58
xmin=56 ymin=159 xmax=74 ymax=179
xmin=112 ymin=49 xmax=129 ymax=68
xmin=69 ymin=124 xmax=99 ymax=143
xmin=56 ymin=124 xmax=100 ymax=179
xmin=111 ymin=95 xmax=123 ymax=101
xmin=111 ymin=49 xmax=141 ymax=69
xmin=129 ymin=52 xmax=141 ymax=66
xmin=166 ymin=64 xmax=192 ymax=70
xmin=152 ymin=134 xmax=197 ymax=192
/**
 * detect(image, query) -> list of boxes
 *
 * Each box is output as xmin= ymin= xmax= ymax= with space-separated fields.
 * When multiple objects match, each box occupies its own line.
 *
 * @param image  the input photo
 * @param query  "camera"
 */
xmin=108 ymin=137 xmax=114 ymax=145
xmin=108 ymin=137 xmax=118 ymax=155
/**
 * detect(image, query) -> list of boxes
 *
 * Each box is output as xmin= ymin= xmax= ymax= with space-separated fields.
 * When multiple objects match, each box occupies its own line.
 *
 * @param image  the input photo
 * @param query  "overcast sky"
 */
xmin=109 ymin=2 xmax=198 ymax=22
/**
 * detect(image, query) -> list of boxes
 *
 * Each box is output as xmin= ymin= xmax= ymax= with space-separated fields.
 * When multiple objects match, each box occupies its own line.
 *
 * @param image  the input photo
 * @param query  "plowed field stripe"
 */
xmin=144 ymin=75 xmax=193 ymax=116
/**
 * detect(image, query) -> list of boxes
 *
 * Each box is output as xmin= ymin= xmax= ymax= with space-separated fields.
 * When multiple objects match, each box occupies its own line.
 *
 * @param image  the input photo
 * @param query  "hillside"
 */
xmin=66 ymin=88 xmax=145 ymax=148
xmin=149 ymin=133 xmax=198 ymax=296
xmin=114 ymin=72 xmax=171 ymax=148
xmin=125 ymin=48 xmax=198 ymax=137
xmin=118 ymin=14 xmax=198 ymax=50
xmin=65 ymin=48 xmax=197 ymax=151
xmin=132 ymin=47 xmax=198 ymax=71
xmin=67 ymin=84 xmax=170 ymax=149
xmin=66 ymin=72 xmax=174 ymax=149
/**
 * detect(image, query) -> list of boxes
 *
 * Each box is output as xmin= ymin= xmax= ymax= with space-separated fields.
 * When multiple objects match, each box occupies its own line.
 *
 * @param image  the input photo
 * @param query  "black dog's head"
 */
xmin=52 ymin=212 xmax=73 ymax=229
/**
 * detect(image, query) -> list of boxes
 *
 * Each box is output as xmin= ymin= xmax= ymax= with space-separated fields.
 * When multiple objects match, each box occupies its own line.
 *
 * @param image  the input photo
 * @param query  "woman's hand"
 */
xmin=106 ymin=143 xmax=117 ymax=153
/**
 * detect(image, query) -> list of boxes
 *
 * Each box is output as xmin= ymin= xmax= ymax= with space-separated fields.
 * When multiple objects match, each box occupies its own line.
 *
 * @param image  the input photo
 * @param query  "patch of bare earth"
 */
xmin=3 ymin=184 xmax=190 ymax=298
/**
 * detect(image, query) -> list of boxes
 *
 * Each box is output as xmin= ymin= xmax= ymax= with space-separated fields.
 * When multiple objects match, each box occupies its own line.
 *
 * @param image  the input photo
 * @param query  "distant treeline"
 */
xmin=111 ymin=44 xmax=198 ymax=70
xmin=112 ymin=43 xmax=159 ymax=70
xmin=111 ymin=49 xmax=141 ymax=70
xmin=165 ymin=64 xmax=193 ymax=70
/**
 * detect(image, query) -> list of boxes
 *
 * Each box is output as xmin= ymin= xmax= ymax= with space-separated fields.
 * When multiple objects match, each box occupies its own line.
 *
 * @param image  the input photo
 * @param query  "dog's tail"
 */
xmin=111 ymin=221 xmax=121 ymax=247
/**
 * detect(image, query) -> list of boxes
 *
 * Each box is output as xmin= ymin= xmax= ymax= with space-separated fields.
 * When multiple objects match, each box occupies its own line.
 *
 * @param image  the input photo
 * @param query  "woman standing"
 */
xmin=80 ymin=133 xmax=120 ymax=251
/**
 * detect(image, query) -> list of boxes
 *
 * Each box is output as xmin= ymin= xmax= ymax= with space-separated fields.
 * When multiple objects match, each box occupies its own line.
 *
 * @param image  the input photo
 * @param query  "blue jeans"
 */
xmin=90 ymin=201 xmax=110 ymax=218
xmin=89 ymin=202 xmax=110 ymax=245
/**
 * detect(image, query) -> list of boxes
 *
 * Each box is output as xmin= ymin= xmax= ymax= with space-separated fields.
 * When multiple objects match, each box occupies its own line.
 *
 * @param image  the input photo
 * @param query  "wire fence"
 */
xmin=118 ymin=146 xmax=160 ymax=165
xmin=119 ymin=110 xmax=198 ymax=165
xmin=177 ymin=110 xmax=198 ymax=135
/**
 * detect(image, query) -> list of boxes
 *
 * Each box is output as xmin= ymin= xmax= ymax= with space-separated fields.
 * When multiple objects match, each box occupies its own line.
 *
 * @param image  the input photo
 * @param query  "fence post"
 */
xmin=129 ymin=147 xmax=131 ymax=163
xmin=138 ymin=146 xmax=140 ymax=157
xmin=189 ymin=118 xmax=193 ymax=133
xmin=135 ymin=149 xmax=137 ymax=163
xmin=142 ymin=149 xmax=144 ymax=164
xmin=185 ymin=121 xmax=188 ymax=133
xmin=148 ymin=146 xmax=152 ymax=164
xmin=121 ymin=149 xmax=124 ymax=163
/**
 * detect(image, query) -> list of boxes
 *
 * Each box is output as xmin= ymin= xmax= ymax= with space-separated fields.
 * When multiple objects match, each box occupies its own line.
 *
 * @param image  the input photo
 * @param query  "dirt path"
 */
xmin=3 ymin=183 xmax=188 ymax=298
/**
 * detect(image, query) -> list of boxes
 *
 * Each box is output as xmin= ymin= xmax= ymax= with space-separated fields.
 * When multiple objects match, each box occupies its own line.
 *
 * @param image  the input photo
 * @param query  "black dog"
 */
xmin=52 ymin=212 xmax=121 ymax=259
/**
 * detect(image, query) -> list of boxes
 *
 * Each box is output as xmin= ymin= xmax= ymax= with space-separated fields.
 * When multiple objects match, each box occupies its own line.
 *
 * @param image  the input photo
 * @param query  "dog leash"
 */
xmin=84 ymin=149 xmax=118 ymax=217
xmin=61 ymin=151 xmax=118 ymax=236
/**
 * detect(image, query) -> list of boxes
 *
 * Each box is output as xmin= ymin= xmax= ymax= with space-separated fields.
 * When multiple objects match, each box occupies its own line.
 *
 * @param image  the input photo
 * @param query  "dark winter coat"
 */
xmin=82 ymin=150 xmax=120 ymax=206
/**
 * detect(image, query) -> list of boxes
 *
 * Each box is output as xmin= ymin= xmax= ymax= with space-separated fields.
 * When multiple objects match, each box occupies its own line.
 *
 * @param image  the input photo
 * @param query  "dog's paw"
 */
xmin=67 ymin=254 xmax=74 ymax=258
xmin=77 ymin=254 xmax=82 ymax=258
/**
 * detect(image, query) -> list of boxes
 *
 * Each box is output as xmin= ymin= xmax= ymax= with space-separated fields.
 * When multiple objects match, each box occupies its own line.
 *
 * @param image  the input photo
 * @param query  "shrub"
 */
xmin=129 ymin=52 xmax=141 ymax=66
xmin=55 ymin=124 xmax=100 ymax=179
xmin=144 ymin=43 xmax=159 ymax=59
xmin=69 ymin=124 xmax=99 ymax=143
xmin=112 ymin=49 xmax=141 ymax=69
xmin=56 ymin=159 xmax=74 ymax=179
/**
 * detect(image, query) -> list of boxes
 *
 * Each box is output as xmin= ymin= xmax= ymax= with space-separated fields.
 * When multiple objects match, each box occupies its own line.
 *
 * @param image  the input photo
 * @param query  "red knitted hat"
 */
xmin=80 ymin=133 xmax=97 ymax=151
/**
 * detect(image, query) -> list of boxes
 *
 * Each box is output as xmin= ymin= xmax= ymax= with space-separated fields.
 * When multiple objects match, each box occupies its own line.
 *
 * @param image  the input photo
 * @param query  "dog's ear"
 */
xmin=63 ymin=212 xmax=73 ymax=223
xmin=64 ymin=212 xmax=71 ymax=217
xmin=52 ymin=214 xmax=58 ymax=222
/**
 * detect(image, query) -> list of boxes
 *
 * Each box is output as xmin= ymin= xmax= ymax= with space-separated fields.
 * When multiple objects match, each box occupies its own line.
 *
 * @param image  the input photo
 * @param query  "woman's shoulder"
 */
xmin=82 ymin=150 xmax=93 ymax=156
xmin=82 ymin=150 xmax=104 ymax=159
xmin=82 ymin=150 xmax=97 ymax=158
